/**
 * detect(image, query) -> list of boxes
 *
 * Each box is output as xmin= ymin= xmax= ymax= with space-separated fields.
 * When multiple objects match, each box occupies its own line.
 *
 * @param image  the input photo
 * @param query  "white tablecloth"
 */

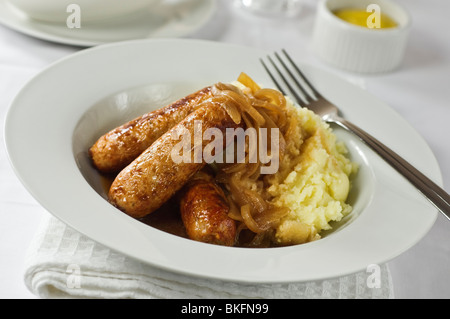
xmin=1 ymin=0 xmax=449 ymax=298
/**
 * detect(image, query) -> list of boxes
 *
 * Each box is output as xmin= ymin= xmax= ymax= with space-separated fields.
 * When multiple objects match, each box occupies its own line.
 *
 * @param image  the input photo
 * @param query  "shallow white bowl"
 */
xmin=6 ymin=0 xmax=158 ymax=23
xmin=4 ymin=39 xmax=439 ymax=283
xmin=312 ymin=0 xmax=411 ymax=73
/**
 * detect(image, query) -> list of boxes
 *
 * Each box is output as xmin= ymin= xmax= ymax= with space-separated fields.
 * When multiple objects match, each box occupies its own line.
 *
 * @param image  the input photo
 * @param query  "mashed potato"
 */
xmin=265 ymin=98 xmax=358 ymax=245
xmin=231 ymin=80 xmax=358 ymax=246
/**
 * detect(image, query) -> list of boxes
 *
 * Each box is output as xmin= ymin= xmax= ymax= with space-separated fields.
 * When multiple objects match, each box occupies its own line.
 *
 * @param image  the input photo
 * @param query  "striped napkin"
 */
xmin=23 ymin=213 xmax=394 ymax=299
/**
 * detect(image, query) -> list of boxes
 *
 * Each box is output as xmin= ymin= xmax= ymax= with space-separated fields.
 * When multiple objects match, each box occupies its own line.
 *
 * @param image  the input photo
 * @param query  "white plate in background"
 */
xmin=0 ymin=0 xmax=217 ymax=46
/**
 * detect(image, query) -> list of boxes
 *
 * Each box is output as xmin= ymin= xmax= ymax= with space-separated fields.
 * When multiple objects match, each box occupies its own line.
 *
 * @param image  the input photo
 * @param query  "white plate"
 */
xmin=0 ymin=0 xmax=216 ymax=47
xmin=4 ymin=39 xmax=440 ymax=283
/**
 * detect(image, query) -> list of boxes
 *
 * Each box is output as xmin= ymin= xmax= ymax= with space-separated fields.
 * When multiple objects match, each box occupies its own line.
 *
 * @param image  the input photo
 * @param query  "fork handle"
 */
xmin=331 ymin=115 xmax=450 ymax=220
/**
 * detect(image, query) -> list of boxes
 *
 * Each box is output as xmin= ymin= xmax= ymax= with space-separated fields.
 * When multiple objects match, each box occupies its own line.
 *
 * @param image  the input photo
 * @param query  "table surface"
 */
xmin=1 ymin=0 xmax=449 ymax=299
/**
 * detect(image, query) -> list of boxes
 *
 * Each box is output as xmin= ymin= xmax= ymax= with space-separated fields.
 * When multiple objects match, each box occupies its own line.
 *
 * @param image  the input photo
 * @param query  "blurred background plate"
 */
xmin=0 ymin=0 xmax=217 ymax=47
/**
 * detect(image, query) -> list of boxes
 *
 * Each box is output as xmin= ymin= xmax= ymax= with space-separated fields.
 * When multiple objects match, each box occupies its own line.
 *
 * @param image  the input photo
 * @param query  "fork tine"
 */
xmin=273 ymin=52 xmax=314 ymax=103
xmin=281 ymin=49 xmax=322 ymax=99
xmin=259 ymin=58 xmax=287 ymax=96
xmin=261 ymin=55 xmax=305 ymax=106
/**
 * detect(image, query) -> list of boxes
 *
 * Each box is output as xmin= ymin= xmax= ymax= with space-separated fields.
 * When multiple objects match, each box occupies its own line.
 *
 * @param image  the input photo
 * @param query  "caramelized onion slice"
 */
xmin=254 ymin=88 xmax=286 ymax=108
xmin=241 ymin=204 xmax=266 ymax=233
xmin=237 ymin=72 xmax=261 ymax=94
xmin=223 ymin=102 xmax=242 ymax=124
xmin=209 ymin=73 xmax=292 ymax=244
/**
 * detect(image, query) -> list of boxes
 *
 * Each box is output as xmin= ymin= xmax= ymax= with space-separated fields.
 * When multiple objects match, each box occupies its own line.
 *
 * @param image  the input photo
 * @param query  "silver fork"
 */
xmin=261 ymin=49 xmax=450 ymax=221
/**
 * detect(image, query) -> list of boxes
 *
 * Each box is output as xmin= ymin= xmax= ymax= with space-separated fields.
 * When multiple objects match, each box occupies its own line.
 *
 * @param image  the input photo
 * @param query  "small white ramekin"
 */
xmin=312 ymin=0 xmax=411 ymax=73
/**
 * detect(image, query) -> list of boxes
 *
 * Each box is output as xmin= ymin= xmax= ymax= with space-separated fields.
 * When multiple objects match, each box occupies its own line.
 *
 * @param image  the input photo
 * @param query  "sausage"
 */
xmin=89 ymin=86 xmax=213 ymax=174
xmin=108 ymin=100 xmax=243 ymax=219
xmin=179 ymin=170 xmax=236 ymax=246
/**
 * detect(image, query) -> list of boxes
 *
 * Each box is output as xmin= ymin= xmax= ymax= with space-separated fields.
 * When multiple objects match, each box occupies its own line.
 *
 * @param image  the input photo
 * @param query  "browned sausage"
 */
xmin=108 ymin=100 xmax=242 ymax=219
xmin=89 ymin=86 xmax=213 ymax=174
xmin=179 ymin=170 xmax=236 ymax=246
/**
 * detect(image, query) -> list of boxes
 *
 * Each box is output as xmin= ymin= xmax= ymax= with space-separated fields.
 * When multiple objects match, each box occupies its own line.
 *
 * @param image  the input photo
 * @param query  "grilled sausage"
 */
xmin=108 ymin=101 xmax=242 ymax=218
xmin=89 ymin=86 xmax=213 ymax=174
xmin=179 ymin=170 xmax=236 ymax=246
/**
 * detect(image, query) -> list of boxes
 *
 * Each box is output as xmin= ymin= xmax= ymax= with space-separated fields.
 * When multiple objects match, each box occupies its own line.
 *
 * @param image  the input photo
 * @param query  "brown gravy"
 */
xmin=101 ymin=174 xmax=272 ymax=248
xmin=139 ymin=200 xmax=188 ymax=239
xmin=101 ymin=175 xmax=188 ymax=238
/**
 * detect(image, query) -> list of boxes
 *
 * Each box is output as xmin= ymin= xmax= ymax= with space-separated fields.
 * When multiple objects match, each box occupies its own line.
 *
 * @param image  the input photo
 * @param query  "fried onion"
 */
xmin=208 ymin=73 xmax=290 ymax=246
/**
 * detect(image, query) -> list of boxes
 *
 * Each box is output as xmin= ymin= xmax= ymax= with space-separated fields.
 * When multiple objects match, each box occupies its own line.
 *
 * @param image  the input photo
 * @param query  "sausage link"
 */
xmin=108 ymin=101 xmax=242 ymax=218
xmin=179 ymin=171 xmax=236 ymax=246
xmin=89 ymin=87 xmax=213 ymax=174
